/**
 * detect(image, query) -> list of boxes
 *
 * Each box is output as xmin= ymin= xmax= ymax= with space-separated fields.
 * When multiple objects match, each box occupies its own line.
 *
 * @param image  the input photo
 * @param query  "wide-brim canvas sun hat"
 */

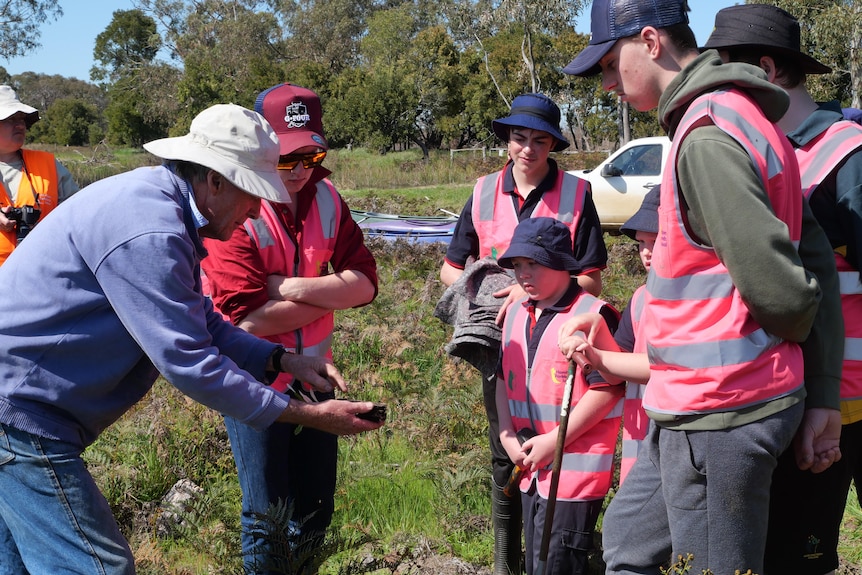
xmin=563 ymin=0 xmax=690 ymax=77
xmin=498 ymin=217 xmax=580 ymax=272
xmin=0 ymin=85 xmax=40 ymax=128
xmin=492 ymin=93 xmax=570 ymax=152
xmin=702 ymin=4 xmax=831 ymax=75
xmin=144 ymin=104 xmax=289 ymax=203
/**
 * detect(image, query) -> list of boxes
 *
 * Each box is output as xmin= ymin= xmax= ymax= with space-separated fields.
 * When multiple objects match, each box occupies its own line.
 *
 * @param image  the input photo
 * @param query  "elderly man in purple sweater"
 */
xmin=0 ymin=103 xmax=383 ymax=575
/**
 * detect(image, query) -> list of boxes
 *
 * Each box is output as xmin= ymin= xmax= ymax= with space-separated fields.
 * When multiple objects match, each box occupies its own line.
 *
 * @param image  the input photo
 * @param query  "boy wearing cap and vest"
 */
xmin=0 ymin=103 xmax=383 ymax=575
xmin=495 ymin=216 xmax=622 ymax=575
xmin=439 ymin=92 xmax=607 ymax=575
xmin=704 ymin=6 xmax=862 ymax=574
xmin=558 ymin=188 xmax=660 ymax=489
xmin=0 ymin=85 xmax=78 ymax=265
xmin=563 ymin=1 xmax=842 ymax=573
xmin=201 ymin=84 xmax=378 ymax=575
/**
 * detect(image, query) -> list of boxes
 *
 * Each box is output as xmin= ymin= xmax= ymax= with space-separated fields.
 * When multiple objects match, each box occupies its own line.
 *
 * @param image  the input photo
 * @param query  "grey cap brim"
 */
xmin=562 ymin=40 xmax=616 ymax=77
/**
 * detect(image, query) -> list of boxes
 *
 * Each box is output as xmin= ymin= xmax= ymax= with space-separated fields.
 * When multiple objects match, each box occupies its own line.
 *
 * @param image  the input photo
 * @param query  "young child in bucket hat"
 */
xmin=438 ymin=94 xmax=608 ymax=575
xmin=704 ymin=5 xmax=857 ymax=575
xmin=494 ymin=216 xmax=622 ymax=575
xmin=562 ymin=0 xmax=842 ymax=573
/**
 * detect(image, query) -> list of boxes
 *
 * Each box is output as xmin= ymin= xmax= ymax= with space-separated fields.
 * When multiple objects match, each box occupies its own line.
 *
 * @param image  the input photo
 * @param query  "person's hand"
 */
xmin=558 ymin=312 xmax=605 ymax=343
xmin=494 ymin=283 xmax=525 ymax=326
xmin=280 ymin=353 xmax=347 ymax=394
xmin=522 ymin=431 xmax=556 ymax=472
xmin=278 ymin=399 xmax=385 ymax=435
xmin=0 ymin=209 xmax=15 ymax=233
xmin=559 ymin=332 xmax=589 ymax=360
xmin=793 ymin=407 xmax=842 ymax=473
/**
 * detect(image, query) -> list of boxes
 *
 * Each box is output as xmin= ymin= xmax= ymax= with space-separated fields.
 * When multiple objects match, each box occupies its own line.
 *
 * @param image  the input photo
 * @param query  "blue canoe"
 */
xmin=351 ymin=210 xmax=458 ymax=243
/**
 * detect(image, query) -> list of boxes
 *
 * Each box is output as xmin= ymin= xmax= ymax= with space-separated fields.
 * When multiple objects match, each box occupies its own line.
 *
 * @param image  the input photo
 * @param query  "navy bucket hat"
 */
xmin=563 ymin=0 xmax=690 ymax=77
xmin=498 ymin=217 xmax=579 ymax=272
xmin=702 ymin=4 xmax=831 ymax=75
xmin=492 ymin=93 xmax=570 ymax=152
xmin=620 ymin=185 xmax=660 ymax=240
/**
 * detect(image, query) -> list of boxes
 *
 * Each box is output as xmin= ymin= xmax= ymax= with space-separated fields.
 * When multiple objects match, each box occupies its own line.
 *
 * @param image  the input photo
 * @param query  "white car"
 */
xmin=568 ymin=136 xmax=670 ymax=231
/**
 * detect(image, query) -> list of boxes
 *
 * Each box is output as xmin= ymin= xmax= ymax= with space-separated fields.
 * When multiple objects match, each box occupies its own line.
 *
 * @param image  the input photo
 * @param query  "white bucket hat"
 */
xmin=0 ymin=85 xmax=40 ymax=127
xmin=143 ymin=104 xmax=289 ymax=203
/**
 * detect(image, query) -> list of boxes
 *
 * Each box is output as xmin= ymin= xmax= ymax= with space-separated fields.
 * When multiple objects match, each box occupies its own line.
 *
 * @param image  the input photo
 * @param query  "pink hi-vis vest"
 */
xmin=0 ymin=149 xmax=59 ymax=265
xmin=471 ymin=167 xmax=589 ymax=261
xmin=241 ymin=179 xmax=341 ymax=392
xmin=501 ymin=293 xmax=622 ymax=501
xmin=642 ymin=89 xmax=805 ymax=416
xmin=619 ymin=285 xmax=648 ymax=485
xmin=796 ymin=119 xmax=862 ymax=402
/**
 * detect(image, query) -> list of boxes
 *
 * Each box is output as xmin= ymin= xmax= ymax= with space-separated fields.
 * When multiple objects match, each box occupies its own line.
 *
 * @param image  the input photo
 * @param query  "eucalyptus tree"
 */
xmin=0 ymin=0 xmax=63 ymax=58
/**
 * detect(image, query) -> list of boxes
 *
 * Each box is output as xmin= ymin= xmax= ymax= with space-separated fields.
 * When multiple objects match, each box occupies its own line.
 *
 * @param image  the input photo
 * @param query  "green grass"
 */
xmin=31 ymin=142 xmax=862 ymax=574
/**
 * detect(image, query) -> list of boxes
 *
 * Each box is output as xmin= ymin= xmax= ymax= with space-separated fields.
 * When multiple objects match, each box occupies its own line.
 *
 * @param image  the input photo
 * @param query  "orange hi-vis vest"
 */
xmin=619 ymin=285 xmax=648 ymax=485
xmin=0 ymin=149 xmax=59 ymax=265
xmin=471 ymin=167 xmax=589 ymax=261
xmin=501 ymin=292 xmax=622 ymax=501
xmin=642 ymin=89 xmax=805 ymax=416
xmin=239 ymin=179 xmax=341 ymax=393
xmin=796 ymin=119 xmax=862 ymax=404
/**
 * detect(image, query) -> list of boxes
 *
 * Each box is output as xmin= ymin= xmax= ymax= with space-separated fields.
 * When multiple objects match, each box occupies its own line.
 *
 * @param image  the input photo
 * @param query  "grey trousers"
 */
xmin=602 ymin=402 xmax=804 ymax=575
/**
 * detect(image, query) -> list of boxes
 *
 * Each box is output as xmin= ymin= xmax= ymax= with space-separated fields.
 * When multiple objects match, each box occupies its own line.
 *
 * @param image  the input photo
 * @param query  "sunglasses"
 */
xmin=277 ymin=151 xmax=327 ymax=171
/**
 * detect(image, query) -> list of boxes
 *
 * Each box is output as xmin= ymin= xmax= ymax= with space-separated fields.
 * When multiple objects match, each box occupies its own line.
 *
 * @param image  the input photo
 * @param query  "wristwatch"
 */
xmin=269 ymin=346 xmax=294 ymax=374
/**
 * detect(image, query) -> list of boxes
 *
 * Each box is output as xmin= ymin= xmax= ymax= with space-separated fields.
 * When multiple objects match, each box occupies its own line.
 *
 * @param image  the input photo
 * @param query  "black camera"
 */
xmin=4 ymin=204 xmax=41 ymax=244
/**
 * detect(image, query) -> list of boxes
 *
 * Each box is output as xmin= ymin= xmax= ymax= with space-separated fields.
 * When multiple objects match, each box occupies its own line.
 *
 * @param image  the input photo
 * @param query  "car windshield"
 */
xmin=611 ymin=144 xmax=662 ymax=176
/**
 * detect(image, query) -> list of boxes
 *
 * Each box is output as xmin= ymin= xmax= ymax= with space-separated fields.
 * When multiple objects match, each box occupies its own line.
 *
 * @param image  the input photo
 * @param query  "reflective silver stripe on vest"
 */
xmin=846 ymin=337 xmax=862 ymax=362
xmin=648 ymin=327 xmax=782 ymax=370
xmin=555 ymin=173 xmax=578 ymax=224
xmin=839 ymin=270 xmax=862 ymax=295
xmin=509 ymin=398 xmax=622 ymax=422
xmin=645 ymin=269 xmax=734 ymax=301
xmin=801 ymin=127 xmax=862 ymax=196
xmin=300 ymin=333 xmax=333 ymax=357
xmin=695 ymin=95 xmax=785 ymax=181
xmin=621 ymin=438 xmax=640 ymax=460
xmin=246 ymin=218 xmax=276 ymax=249
xmin=559 ymin=451 xmax=615 ymax=473
xmin=477 ymin=172 xmax=502 ymax=222
xmin=314 ymin=181 xmax=338 ymax=239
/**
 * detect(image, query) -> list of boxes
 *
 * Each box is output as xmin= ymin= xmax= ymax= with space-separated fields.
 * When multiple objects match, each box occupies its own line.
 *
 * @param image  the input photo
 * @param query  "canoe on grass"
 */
xmin=351 ymin=210 xmax=458 ymax=243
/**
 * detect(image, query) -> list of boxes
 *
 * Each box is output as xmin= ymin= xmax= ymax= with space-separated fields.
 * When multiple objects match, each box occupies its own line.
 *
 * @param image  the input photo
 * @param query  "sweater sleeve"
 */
xmin=95 ymin=229 xmax=287 ymax=430
xmin=676 ymin=125 xmax=821 ymax=342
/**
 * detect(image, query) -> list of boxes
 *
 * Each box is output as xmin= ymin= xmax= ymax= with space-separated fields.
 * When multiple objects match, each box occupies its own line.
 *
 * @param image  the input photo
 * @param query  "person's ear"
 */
xmin=759 ymin=56 xmax=777 ymax=83
xmin=207 ymin=170 xmax=222 ymax=193
xmin=640 ymin=26 xmax=662 ymax=59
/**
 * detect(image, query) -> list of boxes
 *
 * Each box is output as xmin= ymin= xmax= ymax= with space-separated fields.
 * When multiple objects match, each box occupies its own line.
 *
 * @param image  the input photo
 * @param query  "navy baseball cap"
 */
xmin=563 ymin=0 xmax=690 ymax=77
xmin=492 ymin=93 xmax=570 ymax=152
xmin=498 ymin=217 xmax=579 ymax=272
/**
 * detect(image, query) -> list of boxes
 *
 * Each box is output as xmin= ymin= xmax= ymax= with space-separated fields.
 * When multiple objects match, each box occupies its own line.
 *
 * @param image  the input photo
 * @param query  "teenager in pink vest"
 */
xmin=201 ymin=84 xmax=378 ymax=575
xmin=705 ymin=6 xmax=860 ymax=574
xmin=438 ymin=93 xmax=607 ymax=575
xmin=564 ymin=1 xmax=842 ymax=573
xmin=496 ymin=217 xmax=622 ymax=575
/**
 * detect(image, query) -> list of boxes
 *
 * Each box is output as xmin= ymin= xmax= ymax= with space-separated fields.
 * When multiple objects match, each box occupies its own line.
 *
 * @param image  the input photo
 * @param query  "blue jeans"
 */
xmin=0 ymin=423 xmax=135 ymax=575
xmin=224 ymin=414 xmax=337 ymax=575
xmin=602 ymin=403 xmax=803 ymax=575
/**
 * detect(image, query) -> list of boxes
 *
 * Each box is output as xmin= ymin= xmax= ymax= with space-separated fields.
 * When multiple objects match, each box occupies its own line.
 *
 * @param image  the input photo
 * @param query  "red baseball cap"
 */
xmin=254 ymin=84 xmax=329 ymax=155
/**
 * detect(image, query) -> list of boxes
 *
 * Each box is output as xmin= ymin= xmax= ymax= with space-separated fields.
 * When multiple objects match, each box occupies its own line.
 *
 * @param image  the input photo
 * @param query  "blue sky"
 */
xmin=3 ymin=0 xmax=741 ymax=82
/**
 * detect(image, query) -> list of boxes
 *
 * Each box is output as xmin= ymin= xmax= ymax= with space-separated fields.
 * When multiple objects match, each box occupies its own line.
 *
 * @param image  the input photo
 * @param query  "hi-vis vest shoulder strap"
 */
xmin=240 ymin=179 xmax=341 ymax=392
xmin=642 ymin=89 xmax=804 ymax=416
xmin=502 ymin=293 xmax=622 ymax=501
xmin=471 ymin=168 xmax=589 ymax=260
xmin=0 ymin=149 xmax=59 ymax=265
xmin=795 ymin=119 xmax=862 ymax=405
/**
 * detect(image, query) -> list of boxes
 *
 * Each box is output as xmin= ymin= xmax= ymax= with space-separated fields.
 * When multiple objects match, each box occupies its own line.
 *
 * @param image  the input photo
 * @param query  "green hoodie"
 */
xmin=650 ymin=50 xmax=842 ymax=427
